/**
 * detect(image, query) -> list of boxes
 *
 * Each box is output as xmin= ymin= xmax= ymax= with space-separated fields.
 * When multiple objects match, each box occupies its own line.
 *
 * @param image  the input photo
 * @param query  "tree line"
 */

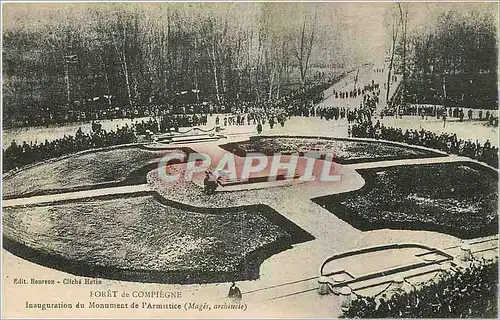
xmin=3 ymin=3 xmax=342 ymax=126
xmin=390 ymin=4 xmax=497 ymax=107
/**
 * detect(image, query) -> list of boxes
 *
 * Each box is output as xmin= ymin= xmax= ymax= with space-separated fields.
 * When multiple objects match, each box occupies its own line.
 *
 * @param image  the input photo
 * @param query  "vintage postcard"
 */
xmin=1 ymin=1 xmax=498 ymax=318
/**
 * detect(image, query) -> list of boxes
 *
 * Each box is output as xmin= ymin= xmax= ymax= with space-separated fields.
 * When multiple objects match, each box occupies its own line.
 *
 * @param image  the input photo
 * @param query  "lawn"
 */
xmin=3 ymin=193 xmax=312 ymax=283
xmin=2 ymin=146 xmax=193 ymax=199
xmin=313 ymin=162 xmax=498 ymax=239
xmin=220 ymin=136 xmax=445 ymax=164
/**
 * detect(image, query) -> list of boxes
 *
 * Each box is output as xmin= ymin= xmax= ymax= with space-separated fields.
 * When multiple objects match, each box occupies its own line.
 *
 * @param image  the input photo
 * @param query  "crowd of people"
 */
xmin=329 ymin=81 xmax=380 ymax=103
xmin=8 ymin=75 xmax=336 ymax=129
xmin=314 ymin=81 xmax=381 ymax=124
xmin=140 ymin=78 xmax=336 ymax=131
xmin=344 ymin=260 xmax=498 ymax=318
xmin=386 ymin=104 xmax=498 ymax=125
xmin=3 ymin=79 xmax=335 ymax=172
xmin=6 ymin=102 xmax=214 ymax=128
xmin=216 ymin=109 xmax=288 ymax=129
xmin=315 ymin=107 xmax=373 ymax=125
xmin=351 ymin=120 xmax=498 ymax=168
xmin=3 ymin=112 xmax=217 ymax=172
xmin=154 ymin=113 xmax=208 ymax=133
xmin=3 ymin=123 xmax=138 ymax=172
xmin=400 ymin=73 xmax=498 ymax=111
xmin=209 ymin=78 xmax=336 ymax=128
xmin=4 ymin=69 xmax=498 ymax=174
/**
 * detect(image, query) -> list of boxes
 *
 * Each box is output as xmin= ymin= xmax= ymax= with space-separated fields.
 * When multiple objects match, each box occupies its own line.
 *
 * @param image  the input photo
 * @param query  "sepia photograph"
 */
xmin=1 ymin=1 xmax=498 ymax=318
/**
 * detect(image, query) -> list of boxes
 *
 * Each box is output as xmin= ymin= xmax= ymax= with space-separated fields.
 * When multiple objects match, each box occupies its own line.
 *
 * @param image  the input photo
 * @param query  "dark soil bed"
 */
xmin=312 ymin=162 xmax=498 ymax=239
xmin=220 ymin=136 xmax=445 ymax=164
xmin=2 ymin=146 xmax=195 ymax=199
xmin=3 ymin=192 xmax=313 ymax=284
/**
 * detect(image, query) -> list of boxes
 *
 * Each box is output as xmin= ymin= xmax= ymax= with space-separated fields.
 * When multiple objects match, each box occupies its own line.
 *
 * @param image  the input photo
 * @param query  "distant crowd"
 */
xmin=3 ymin=114 xmax=221 ymax=172
xmin=384 ymin=104 xmax=498 ymax=126
xmin=314 ymin=81 xmax=381 ymax=122
xmin=3 ymin=123 xmax=138 ymax=173
xmin=5 ymin=73 xmax=498 ymax=172
xmin=208 ymin=79 xmax=336 ymax=128
xmin=3 ymin=79 xmax=335 ymax=172
xmin=139 ymin=113 xmax=209 ymax=134
xmin=329 ymin=81 xmax=380 ymax=104
xmin=351 ymin=121 xmax=498 ymax=168
xmin=8 ymin=77 xmax=336 ymax=129
xmin=344 ymin=260 xmax=498 ymax=318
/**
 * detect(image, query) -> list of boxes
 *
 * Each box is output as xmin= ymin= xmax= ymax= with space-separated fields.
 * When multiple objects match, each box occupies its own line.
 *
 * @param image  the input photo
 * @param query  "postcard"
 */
xmin=2 ymin=1 xmax=498 ymax=318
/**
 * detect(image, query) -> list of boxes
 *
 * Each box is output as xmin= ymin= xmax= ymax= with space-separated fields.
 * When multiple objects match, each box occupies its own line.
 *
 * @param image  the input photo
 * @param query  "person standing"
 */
xmin=228 ymin=282 xmax=242 ymax=302
xmin=376 ymin=297 xmax=390 ymax=317
xmin=484 ymin=139 xmax=491 ymax=149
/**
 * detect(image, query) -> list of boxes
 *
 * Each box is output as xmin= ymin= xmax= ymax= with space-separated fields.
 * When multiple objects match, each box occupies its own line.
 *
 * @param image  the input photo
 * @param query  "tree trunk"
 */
xmin=100 ymin=55 xmax=112 ymax=108
xmin=398 ymin=3 xmax=408 ymax=108
xmin=211 ymin=37 xmax=221 ymax=103
xmin=268 ymin=66 xmax=275 ymax=100
xmin=386 ymin=23 xmax=397 ymax=102
xmin=122 ymin=47 xmax=133 ymax=107
xmin=254 ymin=27 xmax=264 ymax=103
xmin=110 ymin=25 xmax=133 ymax=107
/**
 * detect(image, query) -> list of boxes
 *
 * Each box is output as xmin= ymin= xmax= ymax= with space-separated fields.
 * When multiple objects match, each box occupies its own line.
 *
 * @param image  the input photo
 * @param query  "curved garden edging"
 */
xmin=259 ymin=135 xmax=449 ymax=156
xmin=320 ymin=242 xmax=453 ymax=276
xmin=2 ymin=145 xmax=197 ymax=199
xmin=313 ymin=161 xmax=498 ymax=239
xmin=219 ymin=135 xmax=448 ymax=165
xmin=3 ymin=191 xmax=314 ymax=284
xmin=3 ymin=143 xmax=143 ymax=179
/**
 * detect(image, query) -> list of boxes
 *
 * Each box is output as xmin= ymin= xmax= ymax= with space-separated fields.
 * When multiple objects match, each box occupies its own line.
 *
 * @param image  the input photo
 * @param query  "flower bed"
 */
xmin=3 ymin=192 xmax=312 ymax=284
xmin=220 ymin=136 xmax=445 ymax=164
xmin=313 ymin=162 xmax=498 ymax=239
xmin=2 ymin=146 xmax=194 ymax=199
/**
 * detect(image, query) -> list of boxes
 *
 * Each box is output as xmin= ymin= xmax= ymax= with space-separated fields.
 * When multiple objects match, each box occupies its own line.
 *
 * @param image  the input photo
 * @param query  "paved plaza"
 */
xmin=2 ymin=3 xmax=498 ymax=319
xmin=3 ymin=114 xmax=497 ymax=318
xmin=3 ymin=61 xmax=498 ymax=319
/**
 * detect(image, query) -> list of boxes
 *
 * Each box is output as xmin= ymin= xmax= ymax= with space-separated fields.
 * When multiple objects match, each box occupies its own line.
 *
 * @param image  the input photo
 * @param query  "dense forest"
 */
xmin=389 ymin=4 xmax=498 ymax=108
xmin=2 ymin=3 xmax=498 ymax=126
xmin=3 ymin=3 xmax=347 ymax=126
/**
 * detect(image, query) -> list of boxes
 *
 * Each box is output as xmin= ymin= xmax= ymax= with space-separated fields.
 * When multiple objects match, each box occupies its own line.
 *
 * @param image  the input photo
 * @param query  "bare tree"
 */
xmin=293 ymin=8 xmax=318 ymax=86
xmin=108 ymin=11 xmax=134 ymax=107
xmin=199 ymin=18 xmax=221 ymax=103
xmin=3 ymin=2 xmax=355 ymax=123
xmin=386 ymin=5 xmax=401 ymax=103
xmin=398 ymin=3 xmax=409 ymax=107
